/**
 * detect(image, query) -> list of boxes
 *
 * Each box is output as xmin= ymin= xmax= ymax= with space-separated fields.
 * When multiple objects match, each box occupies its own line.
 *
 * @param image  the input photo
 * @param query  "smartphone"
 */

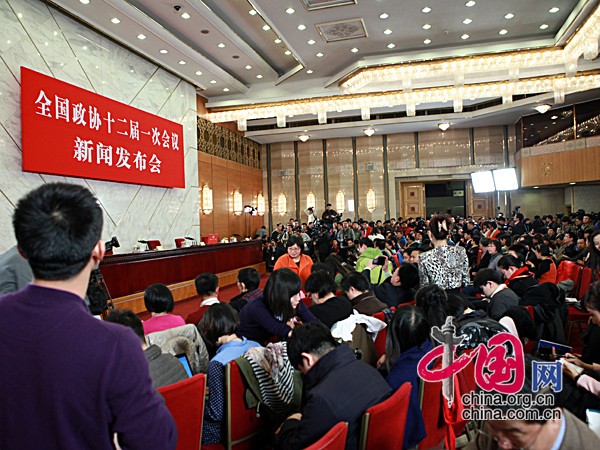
xmin=373 ymin=256 xmax=386 ymax=265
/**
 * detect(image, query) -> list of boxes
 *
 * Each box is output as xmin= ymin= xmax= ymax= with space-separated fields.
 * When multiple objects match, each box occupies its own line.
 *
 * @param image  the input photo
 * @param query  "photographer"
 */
xmin=321 ymin=203 xmax=339 ymax=228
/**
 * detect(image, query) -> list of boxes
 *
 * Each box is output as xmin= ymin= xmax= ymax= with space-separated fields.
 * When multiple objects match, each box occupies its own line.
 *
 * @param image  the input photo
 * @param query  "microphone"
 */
xmin=184 ymin=236 xmax=195 ymax=240
xmin=138 ymin=240 xmax=148 ymax=244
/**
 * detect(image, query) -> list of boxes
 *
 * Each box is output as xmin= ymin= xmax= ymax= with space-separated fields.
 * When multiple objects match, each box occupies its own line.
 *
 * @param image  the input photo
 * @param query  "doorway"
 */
xmin=425 ymin=181 xmax=466 ymax=217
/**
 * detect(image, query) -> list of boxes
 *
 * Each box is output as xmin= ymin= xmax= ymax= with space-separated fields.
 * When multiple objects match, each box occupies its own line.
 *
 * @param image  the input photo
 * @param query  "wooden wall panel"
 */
xmin=520 ymin=146 xmax=600 ymax=187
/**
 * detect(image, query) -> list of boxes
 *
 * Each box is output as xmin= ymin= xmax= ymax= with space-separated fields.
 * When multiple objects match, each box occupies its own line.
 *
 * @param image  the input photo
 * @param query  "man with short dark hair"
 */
xmin=275 ymin=323 xmax=391 ymax=450
xmin=0 ymin=182 xmax=176 ymax=450
xmin=473 ymin=268 xmax=520 ymax=320
xmin=229 ymin=267 xmax=262 ymax=312
xmin=186 ymin=272 xmax=220 ymax=325
xmin=341 ymin=271 xmax=387 ymax=315
xmin=321 ymin=203 xmax=339 ymax=226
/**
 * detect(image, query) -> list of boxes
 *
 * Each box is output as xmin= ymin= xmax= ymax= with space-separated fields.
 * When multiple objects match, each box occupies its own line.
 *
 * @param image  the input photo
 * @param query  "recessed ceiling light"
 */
xmin=307 ymin=69 xmax=313 ymax=74
xmin=256 ymin=74 xmax=263 ymax=79
xmin=387 ymin=43 xmax=395 ymax=48
xmin=379 ymin=13 xmax=389 ymax=19
xmin=111 ymin=18 xmax=120 ymax=24
xmin=274 ymin=38 xmax=282 ymax=44
xmin=422 ymin=23 xmax=431 ymax=29
xmin=351 ymin=47 xmax=358 ymax=53
xmin=422 ymin=7 xmax=431 ymax=13
xmin=181 ymin=12 xmax=190 ymax=19
xmin=505 ymin=13 xmax=514 ymax=19
xmin=178 ymin=60 xmax=186 ymax=65
xmin=245 ymin=65 xmax=252 ymax=70
xmin=159 ymin=49 xmax=168 ymax=54
xmin=285 ymin=50 xmax=292 ymax=55
xmin=209 ymin=80 xmax=216 ymax=84
xmin=549 ymin=7 xmax=560 ymax=13
xmin=570 ymin=182 xmax=576 ymax=185
xmin=461 ymin=34 xmax=470 ymax=39
xmin=465 ymin=1 xmax=476 ymax=6
xmin=286 ymin=8 xmax=295 ymax=14
xmin=263 ymin=25 xmax=270 ymax=31
xmin=499 ymin=29 xmax=508 ymax=35
xmin=218 ymin=43 xmax=225 ymax=48
xmin=463 ymin=18 xmax=472 ymax=24
xmin=223 ymin=88 xmax=229 ymax=92
xmin=384 ymin=29 xmax=392 ymax=35
xmin=298 ymin=24 xmax=306 ymax=30
xmin=137 ymin=34 xmax=146 ymax=40
xmin=79 ymin=0 xmax=90 ymax=4
xmin=195 ymin=71 xmax=202 ymax=75
xmin=249 ymin=9 xmax=257 ymax=15
xmin=533 ymin=186 xmax=539 ymax=189
xmin=423 ymin=38 xmax=432 ymax=44
xmin=550 ymin=115 xmax=558 ymax=120
xmin=308 ymin=39 xmax=315 ymax=45
xmin=540 ymin=24 xmax=549 ymax=29
xmin=316 ymin=52 xmax=324 ymax=57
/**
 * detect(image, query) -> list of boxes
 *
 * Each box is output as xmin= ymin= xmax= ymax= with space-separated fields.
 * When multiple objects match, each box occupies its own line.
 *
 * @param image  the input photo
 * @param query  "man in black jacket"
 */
xmin=276 ymin=323 xmax=391 ymax=450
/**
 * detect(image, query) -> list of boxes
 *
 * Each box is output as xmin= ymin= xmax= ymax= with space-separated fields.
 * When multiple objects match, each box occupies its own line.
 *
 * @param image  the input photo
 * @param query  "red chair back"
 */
xmin=359 ymin=382 xmax=411 ymax=450
xmin=157 ymin=374 xmax=206 ymax=450
xmin=147 ymin=239 xmax=162 ymax=250
xmin=226 ymin=360 xmax=265 ymax=450
xmin=556 ymin=260 xmax=582 ymax=286
xmin=578 ymin=268 xmax=593 ymax=300
xmin=304 ymin=422 xmax=348 ymax=450
xmin=175 ymin=238 xmax=185 ymax=248
xmin=418 ymin=378 xmax=446 ymax=449
xmin=372 ymin=311 xmax=387 ymax=358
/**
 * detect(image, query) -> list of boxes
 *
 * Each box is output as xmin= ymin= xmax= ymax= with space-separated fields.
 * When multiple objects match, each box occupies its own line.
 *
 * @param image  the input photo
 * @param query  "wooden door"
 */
xmin=400 ymin=182 xmax=425 ymax=218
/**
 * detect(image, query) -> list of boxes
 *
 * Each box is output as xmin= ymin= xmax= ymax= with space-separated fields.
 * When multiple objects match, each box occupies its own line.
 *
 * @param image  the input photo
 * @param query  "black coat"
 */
xmin=309 ymin=297 xmax=353 ymax=329
xmin=276 ymin=345 xmax=391 ymax=450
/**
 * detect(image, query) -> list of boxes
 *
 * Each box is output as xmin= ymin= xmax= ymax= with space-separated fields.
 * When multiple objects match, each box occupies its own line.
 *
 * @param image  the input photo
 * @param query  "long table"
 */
xmin=99 ymin=240 xmax=263 ymax=300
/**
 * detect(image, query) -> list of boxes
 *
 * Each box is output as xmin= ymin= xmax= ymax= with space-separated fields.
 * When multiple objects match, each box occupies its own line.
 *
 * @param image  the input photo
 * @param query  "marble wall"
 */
xmin=0 ymin=0 xmax=199 ymax=254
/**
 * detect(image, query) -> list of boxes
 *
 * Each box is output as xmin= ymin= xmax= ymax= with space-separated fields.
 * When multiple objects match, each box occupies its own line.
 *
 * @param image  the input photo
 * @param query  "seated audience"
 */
xmin=363 ymin=259 xmax=420 ymax=308
xmin=186 ymin=272 xmax=220 ymax=326
xmin=497 ymin=255 xmax=538 ymax=300
xmin=105 ymin=309 xmax=188 ymax=389
xmin=305 ymin=272 xmax=353 ymax=328
xmin=415 ymin=284 xmax=448 ymax=329
xmin=501 ymin=306 xmax=538 ymax=346
xmin=383 ymin=306 xmax=432 ymax=449
xmin=239 ymin=268 xmax=319 ymax=345
xmin=323 ymin=254 xmax=351 ymax=290
xmin=533 ymin=244 xmax=557 ymax=283
xmin=273 ymin=235 xmax=314 ymax=287
xmin=473 ymin=268 xmax=520 ymax=321
xmin=142 ymin=283 xmax=185 ymax=335
xmin=486 ymin=240 xmax=503 ymax=271
xmin=198 ymin=304 xmax=261 ymax=445
xmin=341 ymin=271 xmax=388 ymax=315
xmin=276 ymin=323 xmax=391 ymax=449
xmin=229 ymin=268 xmax=262 ymax=312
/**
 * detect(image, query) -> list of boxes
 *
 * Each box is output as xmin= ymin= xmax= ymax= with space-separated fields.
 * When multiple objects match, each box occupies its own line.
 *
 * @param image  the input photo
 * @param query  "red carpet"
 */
xmin=138 ymin=274 xmax=270 ymax=321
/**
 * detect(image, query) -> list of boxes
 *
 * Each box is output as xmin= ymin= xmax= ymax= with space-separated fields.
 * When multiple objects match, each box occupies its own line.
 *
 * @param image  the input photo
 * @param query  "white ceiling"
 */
xmin=49 ymin=0 xmax=600 ymax=142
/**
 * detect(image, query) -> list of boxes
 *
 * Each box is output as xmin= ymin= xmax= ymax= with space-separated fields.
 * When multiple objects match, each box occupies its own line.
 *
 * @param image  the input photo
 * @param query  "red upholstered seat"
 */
xmin=359 ymin=382 xmax=411 ymax=450
xmin=158 ymin=374 xmax=206 ymax=450
xmin=578 ymin=267 xmax=593 ymax=300
xmin=556 ymin=260 xmax=582 ymax=286
xmin=304 ymin=422 xmax=348 ymax=450
xmin=372 ymin=311 xmax=387 ymax=358
xmin=418 ymin=378 xmax=446 ymax=450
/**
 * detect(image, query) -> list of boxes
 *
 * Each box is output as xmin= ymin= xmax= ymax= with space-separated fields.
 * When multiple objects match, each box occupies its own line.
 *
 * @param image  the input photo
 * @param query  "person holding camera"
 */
xmin=354 ymin=238 xmax=392 ymax=285
xmin=321 ymin=203 xmax=339 ymax=228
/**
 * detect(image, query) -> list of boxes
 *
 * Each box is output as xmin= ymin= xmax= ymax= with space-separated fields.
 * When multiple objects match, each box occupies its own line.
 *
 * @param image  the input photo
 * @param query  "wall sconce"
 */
xmin=233 ymin=190 xmax=243 ymax=215
xmin=363 ymin=128 xmax=375 ymax=137
xmin=298 ymin=134 xmax=310 ymax=142
xmin=201 ymin=185 xmax=213 ymax=215
xmin=257 ymin=193 xmax=265 ymax=216
xmin=277 ymin=193 xmax=287 ymax=216
xmin=306 ymin=191 xmax=315 ymax=209
xmin=335 ymin=190 xmax=345 ymax=214
xmin=366 ymin=188 xmax=376 ymax=213
xmin=438 ymin=122 xmax=450 ymax=131
xmin=534 ymin=104 xmax=552 ymax=114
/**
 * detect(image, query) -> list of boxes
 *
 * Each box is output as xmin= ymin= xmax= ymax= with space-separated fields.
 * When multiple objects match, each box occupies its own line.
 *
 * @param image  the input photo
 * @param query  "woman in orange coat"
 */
xmin=273 ymin=235 xmax=313 ymax=288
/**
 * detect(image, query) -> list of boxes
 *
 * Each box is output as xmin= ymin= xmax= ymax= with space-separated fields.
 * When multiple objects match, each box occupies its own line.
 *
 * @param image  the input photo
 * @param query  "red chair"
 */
xmin=175 ymin=238 xmax=185 ymax=248
xmin=556 ymin=260 xmax=583 ymax=288
xmin=158 ymin=374 xmax=206 ymax=450
xmin=418 ymin=376 xmax=446 ymax=450
xmin=578 ymin=268 xmax=593 ymax=300
xmin=359 ymin=382 xmax=412 ymax=450
xmin=372 ymin=311 xmax=387 ymax=358
xmin=147 ymin=239 xmax=162 ymax=250
xmin=304 ymin=422 xmax=348 ymax=450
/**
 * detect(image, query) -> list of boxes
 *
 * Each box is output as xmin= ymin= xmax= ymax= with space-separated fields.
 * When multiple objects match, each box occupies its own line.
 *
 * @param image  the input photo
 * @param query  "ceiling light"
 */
xmin=549 ymin=7 xmax=559 ymax=13
xmin=465 ymin=1 xmax=476 ymax=6
xmin=245 ymin=65 xmax=252 ymax=69
xmin=307 ymin=69 xmax=313 ymax=74
xmin=499 ymin=29 xmax=508 ymax=35
xmin=423 ymin=39 xmax=431 ymax=44
xmin=195 ymin=71 xmax=202 ymax=75
xmin=351 ymin=47 xmax=359 ymax=53
xmin=159 ymin=49 xmax=168 ymax=54
xmin=533 ymin=186 xmax=539 ymax=189
xmin=534 ymin=104 xmax=551 ymax=114
xmin=111 ymin=18 xmax=120 ymax=24
xmin=298 ymin=134 xmax=310 ymax=142
xmin=263 ymin=25 xmax=270 ymax=31
xmin=218 ymin=43 xmax=225 ymax=48
xmin=79 ymin=0 xmax=90 ymax=4
xmin=274 ymin=38 xmax=282 ymax=44
xmin=569 ymin=182 xmax=576 ymax=185
xmin=298 ymin=24 xmax=306 ymax=30
xmin=363 ymin=128 xmax=375 ymax=137
xmin=286 ymin=8 xmax=295 ymax=14
xmin=181 ymin=12 xmax=190 ymax=19
xmin=137 ymin=34 xmax=146 ymax=40
xmin=308 ymin=39 xmax=315 ymax=45
xmin=422 ymin=24 xmax=431 ymax=29
xmin=256 ymin=74 xmax=263 ymax=79
xmin=461 ymin=34 xmax=470 ymax=39
xmin=379 ymin=13 xmax=389 ymax=19
xmin=384 ymin=29 xmax=392 ymax=35
xmin=550 ymin=115 xmax=558 ymax=120
xmin=178 ymin=60 xmax=186 ymax=65
xmin=285 ymin=50 xmax=292 ymax=55
xmin=249 ymin=9 xmax=257 ymax=15
xmin=210 ymin=80 xmax=216 ymax=84
xmin=438 ymin=122 xmax=450 ymax=131
xmin=540 ymin=24 xmax=549 ymax=29
xmin=505 ymin=13 xmax=514 ymax=19
xmin=387 ymin=43 xmax=395 ymax=49
xmin=422 ymin=7 xmax=431 ymax=13
xmin=223 ymin=88 xmax=229 ymax=92
xmin=463 ymin=18 xmax=472 ymax=24
xmin=316 ymin=52 xmax=324 ymax=57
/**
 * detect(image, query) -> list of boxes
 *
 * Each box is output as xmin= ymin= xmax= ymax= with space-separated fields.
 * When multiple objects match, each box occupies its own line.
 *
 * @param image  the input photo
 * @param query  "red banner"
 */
xmin=21 ymin=67 xmax=185 ymax=188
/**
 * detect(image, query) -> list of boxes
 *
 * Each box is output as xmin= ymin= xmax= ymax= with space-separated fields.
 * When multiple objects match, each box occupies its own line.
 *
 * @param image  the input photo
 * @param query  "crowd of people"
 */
xmin=2 ymin=183 xmax=600 ymax=450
